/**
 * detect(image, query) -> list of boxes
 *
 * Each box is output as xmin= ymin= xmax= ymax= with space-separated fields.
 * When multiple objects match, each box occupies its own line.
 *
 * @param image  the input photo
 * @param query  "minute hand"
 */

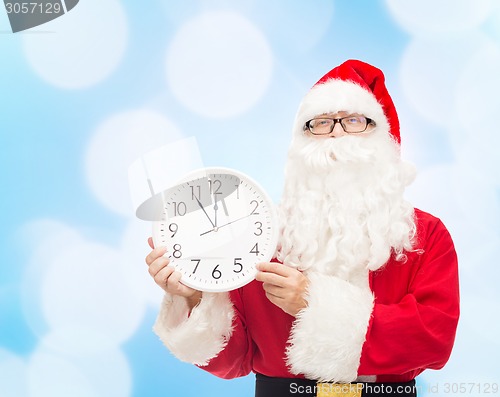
xmin=200 ymin=213 xmax=253 ymax=236
xmin=195 ymin=196 xmax=215 ymax=228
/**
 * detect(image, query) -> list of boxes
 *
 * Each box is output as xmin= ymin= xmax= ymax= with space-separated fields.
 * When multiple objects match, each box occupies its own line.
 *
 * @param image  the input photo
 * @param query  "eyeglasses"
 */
xmin=304 ymin=116 xmax=375 ymax=135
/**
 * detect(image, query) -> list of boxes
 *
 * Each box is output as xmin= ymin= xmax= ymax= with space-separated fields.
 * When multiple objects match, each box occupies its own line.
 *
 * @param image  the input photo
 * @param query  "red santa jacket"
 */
xmin=153 ymin=208 xmax=459 ymax=383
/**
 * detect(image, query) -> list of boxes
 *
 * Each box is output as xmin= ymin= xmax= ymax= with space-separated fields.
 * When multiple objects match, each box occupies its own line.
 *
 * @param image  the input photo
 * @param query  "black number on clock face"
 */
xmin=173 ymin=244 xmax=182 ymax=258
xmin=212 ymin=264 xmax=222 ymax=279
xmin=169 ymin=223 xmax=178 ymax=238
xmin=254 ymin=221 xmax=263 ymax=236
xmin=172 ymin=201 xmax=187 ymax=216
xmin=250 ymin=243 xmax=260 ymax=256
xmin=233 ymin=258 xmax=243 ymax=273
xmin=250 ymin=200 xmax=259 ymax=215
xmin=191 ymin=259 xmax=201 ymax=274
xmin=208 ymin=179 xmax=222 ymax=195
xmin=191 ymin=185 xmax=201 ymax=201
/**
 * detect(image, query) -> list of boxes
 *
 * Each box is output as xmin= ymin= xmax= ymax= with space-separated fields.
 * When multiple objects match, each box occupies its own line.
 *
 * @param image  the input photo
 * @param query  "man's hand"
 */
xmin=256 ymin=262 xmax=309 ymax=317
xmin=146 ymin=237 xmax=202 ymax=310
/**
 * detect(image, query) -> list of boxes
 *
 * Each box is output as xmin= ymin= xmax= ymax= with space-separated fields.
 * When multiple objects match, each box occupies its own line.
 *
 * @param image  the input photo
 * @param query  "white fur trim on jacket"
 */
xmin=286 ymin=272 xmax=374 ymax=382
xmin=153 ymin=292 xmax=235 ymax=366
xmin=293 ymin=79 xmax=390 ymax=138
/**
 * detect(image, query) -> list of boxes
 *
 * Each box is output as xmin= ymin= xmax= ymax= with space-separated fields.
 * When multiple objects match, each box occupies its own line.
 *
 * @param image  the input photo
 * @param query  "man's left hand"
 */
xmin=256 ymin=262 xmax=309 ymax=317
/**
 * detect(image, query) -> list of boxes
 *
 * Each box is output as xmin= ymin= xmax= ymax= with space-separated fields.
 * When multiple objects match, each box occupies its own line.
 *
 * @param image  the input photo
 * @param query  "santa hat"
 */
xmin=294 ymin=59 xmax=400 ymax=144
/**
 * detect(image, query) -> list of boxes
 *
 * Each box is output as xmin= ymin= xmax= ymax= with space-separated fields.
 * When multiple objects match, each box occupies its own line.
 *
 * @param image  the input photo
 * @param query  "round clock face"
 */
xmin=152 ymin=167 xmax=279 ymax=292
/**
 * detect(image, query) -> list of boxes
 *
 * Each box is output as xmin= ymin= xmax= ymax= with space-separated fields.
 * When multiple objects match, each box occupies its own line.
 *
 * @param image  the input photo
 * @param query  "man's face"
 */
xmin=278 ymin=110 xmax=415 ymax=273
xmin=303 ymin=111 xmax=376 ymax=139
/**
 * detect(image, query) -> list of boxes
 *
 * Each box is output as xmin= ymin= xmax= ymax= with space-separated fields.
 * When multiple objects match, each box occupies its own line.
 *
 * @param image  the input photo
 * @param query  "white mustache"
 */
xmin=289 ymin=133 xmax=394 ymax=171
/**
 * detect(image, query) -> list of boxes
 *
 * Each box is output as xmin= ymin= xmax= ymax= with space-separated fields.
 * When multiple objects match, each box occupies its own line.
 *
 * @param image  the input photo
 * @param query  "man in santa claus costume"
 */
xmin=145 ymin=60 xmax=460 ymax=397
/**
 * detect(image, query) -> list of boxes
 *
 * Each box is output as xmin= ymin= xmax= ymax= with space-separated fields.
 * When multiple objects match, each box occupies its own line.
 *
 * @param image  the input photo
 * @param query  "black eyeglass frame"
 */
xmin=303 ymin=116 xmax=376 ymax=135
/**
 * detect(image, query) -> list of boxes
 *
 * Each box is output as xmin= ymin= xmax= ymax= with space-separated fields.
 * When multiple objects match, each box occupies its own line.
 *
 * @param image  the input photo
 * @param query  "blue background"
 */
xmin=1 ymin=0 xmax=499 ymax=396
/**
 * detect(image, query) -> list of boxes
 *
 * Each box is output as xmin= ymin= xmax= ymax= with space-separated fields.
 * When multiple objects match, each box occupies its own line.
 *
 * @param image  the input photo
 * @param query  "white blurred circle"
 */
xmin=22 ymin=0 xmax=127 ymax=89
xmin=18 ymin=219 xmax=84 ymax=261
xmin=41 ymin=241 xmax=145 ymax=347
xmin=121 ymin=218 xmax=164 ymax=308
xmin=405 ymin=163 xmax=499 ymax=252
xmin=406 ymin=165 xmax=461 ymax=226
xmin=385 ymin=0 xmax=492 ymax=37
xmin=0 ymin=349 xmax=28 ymax=397
xmin=455 ymin=42 xmax=500 ymax=132
xmin=452 ymin=41 xmax=500 ymax=187
xmin=399 ymin=33 xmax=489 ymax=125
xmin=28 ymin=351 xmax=94 ymax=397
xmin=461 ymin=295 xmax=500 ymax=347
xmin=85 ymin=109 xmax=183 ymax=216
xmin=452 ymin=134 xmax=500 ymax=187
xmin=40 ymin=325 xmax=120 ymax=356
xmin=257 ymin=0 xmax=334 ymax=51
xmin=166 ymin=11 xmax=273 ymax=118
xmin=451 ymin=163 xmax=500 ymax=233
xmin=28 ymin=346 xmax=131 ymax=397
xmin=20 ymin=220 xmax=85 ymax=338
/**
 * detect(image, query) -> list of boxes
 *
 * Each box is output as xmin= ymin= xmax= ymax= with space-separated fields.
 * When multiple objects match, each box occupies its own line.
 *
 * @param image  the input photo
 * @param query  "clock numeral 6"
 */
xmin=233 ymin=258 xmax=243 ymax=273
xmin=173 ymin=244 xmax=182 ymax=258
xmin=212 ymin=264 xmax=222 ymax=280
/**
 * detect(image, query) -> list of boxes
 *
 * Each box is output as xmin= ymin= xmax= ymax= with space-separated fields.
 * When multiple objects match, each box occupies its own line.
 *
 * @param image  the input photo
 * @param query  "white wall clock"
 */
xmin=152 ymin=167 xmax=279 ymax=292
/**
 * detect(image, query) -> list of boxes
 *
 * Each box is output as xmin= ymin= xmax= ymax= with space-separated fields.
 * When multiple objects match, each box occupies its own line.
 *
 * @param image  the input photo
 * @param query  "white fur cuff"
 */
xmin=153 ymin=292 xmax=235 ymax=366
xmin=286 ymin=272 xmax=374 ymax=382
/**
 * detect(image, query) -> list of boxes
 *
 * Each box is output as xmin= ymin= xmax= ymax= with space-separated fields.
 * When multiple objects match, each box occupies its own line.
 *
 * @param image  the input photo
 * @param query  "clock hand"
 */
xmin=213 ymin=194 xmax=219 ymax=228
xmin=200 ymin=212 xmax=253 ymax=236
xmin=194 ymin=196 xmax=215 ymax=228
xmin=220 ymin=197 xmax=229 ymax=216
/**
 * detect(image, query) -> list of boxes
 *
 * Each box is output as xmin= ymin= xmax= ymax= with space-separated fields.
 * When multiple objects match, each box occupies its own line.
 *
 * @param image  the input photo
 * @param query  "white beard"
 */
xmin=276 ymin=132 xmax=417 ymax=281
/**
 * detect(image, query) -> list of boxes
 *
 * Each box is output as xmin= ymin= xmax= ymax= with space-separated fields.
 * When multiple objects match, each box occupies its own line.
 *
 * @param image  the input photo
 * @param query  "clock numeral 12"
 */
xmin=208 ymin=179 xmax=222 ymax=195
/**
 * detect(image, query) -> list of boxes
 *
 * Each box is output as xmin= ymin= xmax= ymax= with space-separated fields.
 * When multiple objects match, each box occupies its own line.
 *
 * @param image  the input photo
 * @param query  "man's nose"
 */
xmin=329 ymin=122 xmax=347 ymax=138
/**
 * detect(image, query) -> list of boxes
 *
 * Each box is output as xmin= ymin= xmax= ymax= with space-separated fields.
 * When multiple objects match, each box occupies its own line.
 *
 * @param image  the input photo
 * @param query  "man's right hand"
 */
xmin=145 ymin=237 xmax=202 ymax=310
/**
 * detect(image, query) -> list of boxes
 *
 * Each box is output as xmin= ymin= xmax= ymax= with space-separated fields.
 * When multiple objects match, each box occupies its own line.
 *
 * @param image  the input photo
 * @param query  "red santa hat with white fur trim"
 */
xmin=294 ymin=59 xmax=400 ymax=144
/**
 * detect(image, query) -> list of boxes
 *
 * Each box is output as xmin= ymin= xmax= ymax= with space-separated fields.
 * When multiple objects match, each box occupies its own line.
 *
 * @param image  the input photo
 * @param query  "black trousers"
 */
xmin=255 ymin=374 xmax=417 ymax=397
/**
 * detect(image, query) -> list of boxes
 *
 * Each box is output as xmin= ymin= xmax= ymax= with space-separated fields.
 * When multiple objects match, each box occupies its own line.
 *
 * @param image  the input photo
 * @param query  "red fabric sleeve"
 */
xmin=359 ymin=215 xmax=460 ymax=380
xmin=197 ymin=288 xmax=254 ymax=379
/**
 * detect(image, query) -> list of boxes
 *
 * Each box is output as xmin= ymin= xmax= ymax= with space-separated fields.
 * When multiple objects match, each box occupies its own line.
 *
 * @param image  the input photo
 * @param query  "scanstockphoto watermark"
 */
xmin=290 ymin=382 xmax=418 ymax=395
xmin=3 ymin=0 xmax=79 ymax=33
xmin=290 ymin=382 xmax=365 ymax=395
xmin=289 ymin=382 xmax=499 ymax=395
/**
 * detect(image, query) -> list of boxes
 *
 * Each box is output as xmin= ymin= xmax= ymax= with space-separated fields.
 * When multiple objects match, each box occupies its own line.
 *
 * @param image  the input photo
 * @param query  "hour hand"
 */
xmin=195 ymin=196 xmax=215 ymax=228
xmin=200 ymin=212 xmax=252 ymax=236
